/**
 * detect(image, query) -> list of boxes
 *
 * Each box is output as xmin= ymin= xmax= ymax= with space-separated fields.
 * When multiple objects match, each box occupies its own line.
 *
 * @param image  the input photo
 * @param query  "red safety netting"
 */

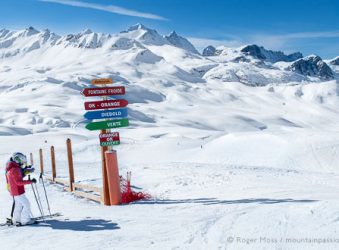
xmin=120 ymin=171 xmax=151 ymax=204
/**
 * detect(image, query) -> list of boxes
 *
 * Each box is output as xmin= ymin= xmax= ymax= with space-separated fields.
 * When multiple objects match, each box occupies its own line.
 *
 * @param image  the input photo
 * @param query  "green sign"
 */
xmin=100 ymin=141 xmax=120 ymax=147
xmin=85 ymin=118 xmax=129 ymax=131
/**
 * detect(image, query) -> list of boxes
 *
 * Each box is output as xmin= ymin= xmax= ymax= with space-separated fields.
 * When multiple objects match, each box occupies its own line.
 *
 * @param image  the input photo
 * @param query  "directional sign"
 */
xmin=100 ymin=141 xmax=120 ymax=147
xmin=91 ymin=78 xmax=113 ymax=85
xmin=84 ymin=99 xmax=128 ymax=110
xmin=99 ymin=132 xmax=120 ymax=143
xmin=101 ymin=141 xmax=120 ymax=147
xmin=84 ymin=108 xmax=128 ymax=120
xmin=85 ymin=119 xmax=129 ymax=131
xmin=100 ymin=132 xmax=120 ymax=147
xmin=81 ymin=86 xmax=125 ymax=97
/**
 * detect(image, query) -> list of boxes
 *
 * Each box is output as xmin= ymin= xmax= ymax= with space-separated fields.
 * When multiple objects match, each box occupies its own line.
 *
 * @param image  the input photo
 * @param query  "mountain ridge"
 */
xmin=0 ymin=24 xmax=337 ymax=84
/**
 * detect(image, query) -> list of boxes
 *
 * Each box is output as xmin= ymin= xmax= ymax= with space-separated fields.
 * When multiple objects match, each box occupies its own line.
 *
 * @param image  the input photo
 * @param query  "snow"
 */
xmin=0 ymin=24 xmax=339 ymax=249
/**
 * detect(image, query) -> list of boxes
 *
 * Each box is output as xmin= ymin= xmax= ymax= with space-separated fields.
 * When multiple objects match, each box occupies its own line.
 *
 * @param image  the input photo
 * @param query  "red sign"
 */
xmin=84 ymin=99 xmax=128 ymax=110
xmin=81 ymin=87 xmax=125 ymax=97
xmin=99 ymin=132 xmax=120 ymax=143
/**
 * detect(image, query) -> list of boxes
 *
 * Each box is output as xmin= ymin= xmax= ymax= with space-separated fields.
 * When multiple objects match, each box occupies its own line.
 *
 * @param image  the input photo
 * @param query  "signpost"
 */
xmin=81 ymin=78 xmax=129 ymax=206
xmin=84 ymin=108 xmax=128 ymax=120
xmin=81 ymin=86 xmax=125 ymax=97
xmin=84 ymin=99 xmax=128 ymax=110
xmin=100 ymin=132 xmax=120 ymax=147
xmin=85 ymin=119 xmax=129 ymax=131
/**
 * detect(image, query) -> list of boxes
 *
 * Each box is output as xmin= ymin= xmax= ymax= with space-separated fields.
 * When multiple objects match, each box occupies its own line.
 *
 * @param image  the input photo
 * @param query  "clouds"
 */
xmin=39 ymin=0 xmax=168 ymax=20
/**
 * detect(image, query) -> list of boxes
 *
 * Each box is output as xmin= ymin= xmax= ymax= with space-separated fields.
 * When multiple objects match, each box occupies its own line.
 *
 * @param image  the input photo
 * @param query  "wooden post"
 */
xmin=105 ymin=150 xmax=121 ymax=205
xmin=39 ymin=149 xmax=44 ymax=174
xmin=100 ymin=92 xmax=111 ymax=205
xmin=66 ymin=138 xmax=75 ymax=192
xmin=30 ymin=153 xmax=34 ymax=166
xmin=51 ymin=146 xmax=57 ymax=182
xmin=101 ymin=130 xmax=110 ymax=205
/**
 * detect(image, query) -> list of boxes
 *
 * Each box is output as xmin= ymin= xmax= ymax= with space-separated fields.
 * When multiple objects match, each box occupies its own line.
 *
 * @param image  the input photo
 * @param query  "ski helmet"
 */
xmin=12 ymin=152 xmax=27 ymax=166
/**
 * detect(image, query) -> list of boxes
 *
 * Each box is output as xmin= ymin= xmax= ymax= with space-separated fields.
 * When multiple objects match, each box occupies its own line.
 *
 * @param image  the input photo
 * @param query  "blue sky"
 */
xmin=1 ymin=0 xmax=338 ymax=58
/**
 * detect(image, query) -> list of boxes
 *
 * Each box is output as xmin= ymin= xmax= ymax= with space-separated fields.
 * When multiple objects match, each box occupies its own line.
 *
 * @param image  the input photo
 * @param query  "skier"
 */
xmin=5 ymin=152 xmax=37 ymax=226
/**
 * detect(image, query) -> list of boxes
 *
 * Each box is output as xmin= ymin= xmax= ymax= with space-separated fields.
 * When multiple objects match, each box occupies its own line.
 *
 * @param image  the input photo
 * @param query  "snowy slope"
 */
xmin=0 ymin=24 xmax=339 ymax=250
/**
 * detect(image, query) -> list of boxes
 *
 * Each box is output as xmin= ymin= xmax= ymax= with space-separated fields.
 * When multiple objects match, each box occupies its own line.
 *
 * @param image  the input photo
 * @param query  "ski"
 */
xmin=0 ymin=221 xmax=40 ymax=228
xmin=15 ymin=221 xmax=40 ymax=227
xmin=33 ymin=212 xmax=62 ymax=221
xmin=1 ymin=212 xmax=62 ymax=227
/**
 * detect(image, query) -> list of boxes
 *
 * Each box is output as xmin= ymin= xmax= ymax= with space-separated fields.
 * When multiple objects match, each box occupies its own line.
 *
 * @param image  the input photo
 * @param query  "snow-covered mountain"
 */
xmin=287 ymin=55 xmax=334 ymax=80
xmin=0 ymin=27 xmax=60 ymax=58
xmin=0 ymin=23 xmax=338 ymax=135
xmin=0 ymin=24 xmax=337 ymax=85
xmin=202 ymin=45 xmax=217 ymax=56
xmin=329 ymin=56 xmax=339 ymax=65
xmin=202 ymin=44 xmax=303 ymax=62
xmin=165 ymin=31 xmax=199 ymax=54
xmin=240 ymin=44 xmax=303 ymax=63
xmin=56 ymin=29 xmax=111 ymax=49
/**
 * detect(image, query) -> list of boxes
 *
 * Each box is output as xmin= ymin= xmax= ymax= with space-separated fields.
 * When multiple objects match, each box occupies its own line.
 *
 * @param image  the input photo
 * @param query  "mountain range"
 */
xmin=0 ymin=24 xmax=338 ymax=85
xmin=0 ymin=24 xmax=338 ymax=135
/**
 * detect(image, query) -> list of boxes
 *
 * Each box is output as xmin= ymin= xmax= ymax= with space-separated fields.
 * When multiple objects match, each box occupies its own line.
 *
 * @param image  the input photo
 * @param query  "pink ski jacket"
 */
xmin=6 ymin=161 xmax=32 ymax=196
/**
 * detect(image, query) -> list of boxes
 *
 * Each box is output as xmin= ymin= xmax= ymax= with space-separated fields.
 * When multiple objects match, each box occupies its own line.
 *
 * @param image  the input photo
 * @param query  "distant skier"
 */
xmin=5 ymin=152 xmax=36 ymax=226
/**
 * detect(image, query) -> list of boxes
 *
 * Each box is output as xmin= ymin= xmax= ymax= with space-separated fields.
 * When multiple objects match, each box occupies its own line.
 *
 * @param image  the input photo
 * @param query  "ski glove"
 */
xmin=31 ymin=178 xmax=37 ymax=184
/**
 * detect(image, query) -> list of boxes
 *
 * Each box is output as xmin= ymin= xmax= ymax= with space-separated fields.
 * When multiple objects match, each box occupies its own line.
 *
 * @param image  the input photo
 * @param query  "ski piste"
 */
xmin=0 ymin=212 xmax=62 ymax=227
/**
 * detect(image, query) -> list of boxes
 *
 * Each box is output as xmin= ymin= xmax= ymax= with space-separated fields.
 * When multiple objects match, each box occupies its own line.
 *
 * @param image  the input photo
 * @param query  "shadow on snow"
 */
xmin=37 ymin=219 xmax=120 ymax=232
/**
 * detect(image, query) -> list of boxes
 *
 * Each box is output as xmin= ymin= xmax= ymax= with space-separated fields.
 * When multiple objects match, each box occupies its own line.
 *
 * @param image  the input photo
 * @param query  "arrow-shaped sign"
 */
xmin=81 ymin=86 xmax=125 ymax=97
xmin=85 ymin=119 xmax=129 ymax=131
xmin=84 ymin=108 xmax=128 ymax=120
xmin=84 ymin=99 xmax=128 ymax=110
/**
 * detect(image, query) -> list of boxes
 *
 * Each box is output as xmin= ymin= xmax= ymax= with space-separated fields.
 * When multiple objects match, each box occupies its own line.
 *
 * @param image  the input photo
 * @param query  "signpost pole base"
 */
xmin=104 ymin=150 xmax=121 ymax=205
xmin=101 ymin=143 xmax=110 ymax=205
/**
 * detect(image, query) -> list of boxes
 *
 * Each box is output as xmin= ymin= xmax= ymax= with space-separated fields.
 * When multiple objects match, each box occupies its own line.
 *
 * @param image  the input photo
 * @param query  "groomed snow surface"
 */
xmin=0 ymin=25 xmax=339 ymax=250
xmin=1 ymin=81 xmax=339 ymax=250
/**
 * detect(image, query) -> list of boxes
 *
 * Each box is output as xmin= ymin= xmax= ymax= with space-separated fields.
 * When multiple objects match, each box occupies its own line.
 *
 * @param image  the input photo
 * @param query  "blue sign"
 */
xmin=84 ymin=108 xmax=128 ymax=120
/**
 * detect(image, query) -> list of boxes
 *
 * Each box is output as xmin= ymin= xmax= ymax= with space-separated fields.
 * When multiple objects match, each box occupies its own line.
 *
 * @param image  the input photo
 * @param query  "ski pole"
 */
xmin=10 ymin=197 xmax=15 ymax=219
xmin=29 ymin=175 xmax=45 ymax=222
xmin=34 ymin=182 xmax=45 ymax=219
xmin=39 ymin=173 xmax=51 ymax=216
xmin=8 ymin=197 xmax=15 ymax=225
xmin=31 ymin=183 xmax=45 ymax=222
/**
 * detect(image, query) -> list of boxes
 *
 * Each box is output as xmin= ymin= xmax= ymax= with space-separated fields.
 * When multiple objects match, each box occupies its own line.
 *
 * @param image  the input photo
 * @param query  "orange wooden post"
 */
xmin=66 ymin=138 xmax=75 ymax=192
xmin=51 ymin=146 xmax=57 ymax=182
xmin=101 ymin=141 xmax=110 ymax=205
xmin=39 ymin=149 xmax=44 ymax=174
xmin=30 ymin=153 xmax=34 ymax=166
xmin=104 ymin=150 xmax=121 ymax=205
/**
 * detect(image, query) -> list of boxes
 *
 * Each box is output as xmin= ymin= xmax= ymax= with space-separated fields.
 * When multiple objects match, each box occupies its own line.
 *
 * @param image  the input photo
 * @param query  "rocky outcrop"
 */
xmin=287 ymin=55 xmax=334 ymax=80
xmin=240 ymin=44 xmax=303 ymax=63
